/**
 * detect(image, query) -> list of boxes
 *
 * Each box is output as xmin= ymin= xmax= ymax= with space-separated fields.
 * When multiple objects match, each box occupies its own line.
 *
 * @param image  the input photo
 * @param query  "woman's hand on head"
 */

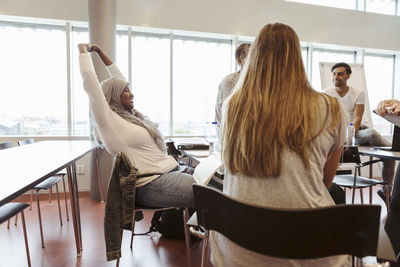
xmin=87 ymin=44 xmax=101 ymax=53
xmin=78 ymin=43 xmax=90 ymax=54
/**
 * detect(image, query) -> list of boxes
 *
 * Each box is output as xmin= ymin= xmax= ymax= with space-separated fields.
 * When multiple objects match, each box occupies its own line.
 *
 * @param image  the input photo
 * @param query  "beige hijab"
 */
xmin=100 ymin=77 xmax=167 ymax=153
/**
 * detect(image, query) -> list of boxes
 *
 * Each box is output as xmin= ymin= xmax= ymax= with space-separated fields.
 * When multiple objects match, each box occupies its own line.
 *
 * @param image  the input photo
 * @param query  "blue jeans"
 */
xmin=135 ymin=165 xmax=196 ymax=208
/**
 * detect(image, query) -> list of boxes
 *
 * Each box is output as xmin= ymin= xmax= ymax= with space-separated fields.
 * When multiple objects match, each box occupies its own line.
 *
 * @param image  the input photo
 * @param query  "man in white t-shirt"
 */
xmin=324 ymin=62 xmax=395 ymax=202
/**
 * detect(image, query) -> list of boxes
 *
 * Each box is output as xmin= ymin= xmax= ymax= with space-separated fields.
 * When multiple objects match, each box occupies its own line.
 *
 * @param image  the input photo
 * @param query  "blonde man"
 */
xmin=213 ymin=23 xmax=349 ymax=266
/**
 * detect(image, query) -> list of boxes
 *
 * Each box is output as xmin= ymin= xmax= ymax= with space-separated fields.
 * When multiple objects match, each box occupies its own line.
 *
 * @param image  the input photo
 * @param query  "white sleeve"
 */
xmin=355 ymin=90 xmax=365 ymax=105
xmin=79 ymin=54 xmax=123 ymax=154
xmin=107 ymin=64 xmax=126 ymax=80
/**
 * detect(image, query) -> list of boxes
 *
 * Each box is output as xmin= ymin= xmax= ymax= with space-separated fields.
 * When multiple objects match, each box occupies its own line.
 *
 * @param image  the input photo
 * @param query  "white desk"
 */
xmin=0 ymin=140 xmax=98 ymax=255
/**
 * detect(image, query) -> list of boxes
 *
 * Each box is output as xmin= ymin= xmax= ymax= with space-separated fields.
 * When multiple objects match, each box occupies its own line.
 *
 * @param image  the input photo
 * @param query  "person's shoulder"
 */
xmin=322 ymin=86 xmax=336 ymax=97
xmin=349 ymin=86 xmax=363 ymax=93
xmin=219 ymin=71 xmax=239 ymax=88
xmin=222 ymin=71 xmax=239 ymax=82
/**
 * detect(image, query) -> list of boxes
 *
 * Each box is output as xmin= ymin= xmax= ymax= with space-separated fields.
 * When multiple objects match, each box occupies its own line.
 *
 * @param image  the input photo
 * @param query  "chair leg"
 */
xmin=62 ymin=176 xmax=69 ymax=221
xmin=369 ymin=187 xmax=373 ymax=204
xmin=359 ymin=188 xmax=364 ymax=204
xmin=14 ymin=213 xmax=18 ymax=226
xmin=201 ymin=232 xmax=210 ymax=267
xmin=36 ymin=191 xmax=45 ymax=248
xmin=49 ymin=186 xmax=52 ymax=204
xmin=130 ymin=210 xmax=137 ymax=249
xmin=55 ymin=183 xmax=63 ymax=226
xmin=20 ymin=211 xmax=32 ymax=267
xmin=351 ymin=188 xmax=356 ymax=204
xmin=30 ymin=190 xmax=33 ymax=210
xmin=183 ymin=208 xmax=191 ymax=267
xmin=7 ymin=218 xmax=10 ymax=229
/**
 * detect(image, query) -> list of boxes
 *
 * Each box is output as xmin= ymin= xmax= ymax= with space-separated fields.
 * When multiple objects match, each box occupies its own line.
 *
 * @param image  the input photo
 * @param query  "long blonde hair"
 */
xmin=222 ymin=23 xmax=341 ymax=178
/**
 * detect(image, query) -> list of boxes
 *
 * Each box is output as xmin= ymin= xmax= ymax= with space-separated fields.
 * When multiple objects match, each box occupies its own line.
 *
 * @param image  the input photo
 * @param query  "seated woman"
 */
xmin=212 ymin=23 xmax=349 ymax=266
xmin=78 ymin=43 xmax=195 ymax=208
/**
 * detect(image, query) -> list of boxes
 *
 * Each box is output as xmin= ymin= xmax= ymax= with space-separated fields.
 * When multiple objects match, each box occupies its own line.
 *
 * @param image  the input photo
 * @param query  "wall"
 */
xmin=0 ymin=0 xmax=399 ymax=51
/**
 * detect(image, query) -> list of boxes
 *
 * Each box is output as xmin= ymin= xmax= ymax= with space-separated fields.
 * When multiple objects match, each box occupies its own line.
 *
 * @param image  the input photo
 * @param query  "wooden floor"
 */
xmin=0 ymin=192 xmax=209 ymax=267
xmin=0 ymin=187 xmax=389 ymax=267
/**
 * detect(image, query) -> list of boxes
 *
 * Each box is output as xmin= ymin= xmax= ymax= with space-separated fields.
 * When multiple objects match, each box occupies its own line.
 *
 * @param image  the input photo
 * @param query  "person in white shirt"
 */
xmin=215 ymin=43 xmax=250 ymax=126
xmin=78 ymin=43 xmax=195 ymax=208
xmin=324 ymin=62 xmax=395 ymax=202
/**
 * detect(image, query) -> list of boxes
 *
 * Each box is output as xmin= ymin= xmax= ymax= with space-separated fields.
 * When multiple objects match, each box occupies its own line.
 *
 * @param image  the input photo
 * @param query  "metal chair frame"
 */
xmin=0 ymin=203 xmax=31 ymax=267
xmin=334 ymin=146 xmax=384 ymax=204
xmin=18 ymin=138 xmax=69 ymax=248
xmin=116 ymin=206 xmax=191 ymax=267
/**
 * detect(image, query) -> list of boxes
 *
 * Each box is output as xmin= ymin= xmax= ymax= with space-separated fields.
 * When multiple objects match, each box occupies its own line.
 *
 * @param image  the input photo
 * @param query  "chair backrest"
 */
xmin=166 ymin=141 xmax=182 ymax=157
xmin=0 ymin=141 xmax=13 ymax=150
xmin=341 ymin=146 xmax=362 ymax=165
xmin=18 ymin=138 xmax=35 ymax=146
xmin=193 ymin=184 xmax=381 ymax=259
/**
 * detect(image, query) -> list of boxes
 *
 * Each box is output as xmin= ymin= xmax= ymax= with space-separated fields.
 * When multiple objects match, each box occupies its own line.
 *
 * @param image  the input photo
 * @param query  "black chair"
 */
xmin=333 ymin=146 xmax=384 ymax=204
xmin=0 ymin=203 xmax=31 ymax=267
xmin=18 ymin=138 xmax=69 ymax=248
xmin=191 ymin=184 xmax=381 ymax=267
xmin=0 ymin=142 xmax=21 ymax=227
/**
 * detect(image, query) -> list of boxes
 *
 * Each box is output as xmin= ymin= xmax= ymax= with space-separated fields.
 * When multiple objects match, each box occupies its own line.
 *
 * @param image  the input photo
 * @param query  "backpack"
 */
xmin=149 ymin=208 xmax=194 ymax=239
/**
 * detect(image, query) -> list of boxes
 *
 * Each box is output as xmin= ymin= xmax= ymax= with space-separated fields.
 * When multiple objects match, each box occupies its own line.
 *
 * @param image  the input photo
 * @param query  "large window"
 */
xmin=71 ymin=27 xmax=90 ymax=136
xmin=0 ymin=18 xmax=398 ymax=138
xmin=365 ymin=0 xmax=397 ymax=15
xmin=0 ymin=22 xmax=68 ymax=135
xmin=128 ymin=34 xmax=171 ymax=135
xmin=172 ymin=37 xmax=232 ymax=135
xmin=364 ymin=54 xmax=395 ymax=134
xmin=286 ymin=0 xmax=356 ymax=10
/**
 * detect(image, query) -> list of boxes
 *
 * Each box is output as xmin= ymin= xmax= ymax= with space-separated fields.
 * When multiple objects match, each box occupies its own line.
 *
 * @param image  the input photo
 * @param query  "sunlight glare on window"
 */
xmin=0 ymin=23 xmax=67 ymax=135
xmin=364 ymin=54 xmax=394 ymax=134
xmin=173 ymin=39 xmax=232 ymax=135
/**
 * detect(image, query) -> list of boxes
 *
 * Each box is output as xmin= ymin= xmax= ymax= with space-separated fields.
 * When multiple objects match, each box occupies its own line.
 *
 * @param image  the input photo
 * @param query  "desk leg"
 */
xmin=72 ymin=162 xmax=83 ymax=250
xmin=95 ymin=148 xmax=104 ymax=203
xmin=67 ymin=164 xmax=82 ymax=256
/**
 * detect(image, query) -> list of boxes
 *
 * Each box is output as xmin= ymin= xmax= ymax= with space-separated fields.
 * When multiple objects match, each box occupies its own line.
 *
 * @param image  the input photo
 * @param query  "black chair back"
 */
xmin=193 ymin=184 xmax=381 ymax=259
xmin=0 ymin=142 xmax=13 ymax=150
xmin=18 ymin=138 xmax=35 ymax=146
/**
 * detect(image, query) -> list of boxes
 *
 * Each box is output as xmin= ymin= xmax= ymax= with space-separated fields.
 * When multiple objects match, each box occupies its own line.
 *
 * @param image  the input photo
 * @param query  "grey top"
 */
xmin=215 ymin=71 xmax=240 ymax=125
xmin=211 ymin=96 xmax=350 ymax=267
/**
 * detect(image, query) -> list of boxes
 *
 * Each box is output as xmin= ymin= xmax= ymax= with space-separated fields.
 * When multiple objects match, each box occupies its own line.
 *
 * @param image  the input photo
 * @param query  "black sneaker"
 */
xmin=377 ymin=189 xmax=391 ymax=206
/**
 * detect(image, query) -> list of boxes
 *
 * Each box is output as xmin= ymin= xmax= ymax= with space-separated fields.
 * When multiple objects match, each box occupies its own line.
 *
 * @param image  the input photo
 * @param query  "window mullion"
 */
xmin=66 ymin=22 xmax=72 ymax=136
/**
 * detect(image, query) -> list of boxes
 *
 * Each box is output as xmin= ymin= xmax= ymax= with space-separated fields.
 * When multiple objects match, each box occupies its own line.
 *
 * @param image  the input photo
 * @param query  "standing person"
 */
xmin=215 ymin=43 xmax=251 ymax=126
xmin=214 ymin=23 xmax=350 ymax=266
xmin=77 ymin=43 xmax=195 ymax=209
xmin=324 ymin=62 xmax=395 ymax=202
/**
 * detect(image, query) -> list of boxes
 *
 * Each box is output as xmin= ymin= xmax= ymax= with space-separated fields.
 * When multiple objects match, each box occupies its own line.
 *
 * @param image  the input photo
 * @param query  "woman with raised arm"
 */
xmin=78 ymin=43 xmax=195 ymax=209
xmin=212 ymin=23 xmax=349 ymax=266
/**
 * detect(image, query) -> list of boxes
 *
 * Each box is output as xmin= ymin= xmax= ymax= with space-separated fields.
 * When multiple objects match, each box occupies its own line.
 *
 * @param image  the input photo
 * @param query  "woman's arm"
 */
xmin=323 ymin=147 xmax=343 ymax=188
xmin=87 ymin=44 xmax=114 ymax=66
xmin=78 ymin=43 xmax=122 ymax=154
xmin=86 ymin=44 xmax=125 ymax=80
